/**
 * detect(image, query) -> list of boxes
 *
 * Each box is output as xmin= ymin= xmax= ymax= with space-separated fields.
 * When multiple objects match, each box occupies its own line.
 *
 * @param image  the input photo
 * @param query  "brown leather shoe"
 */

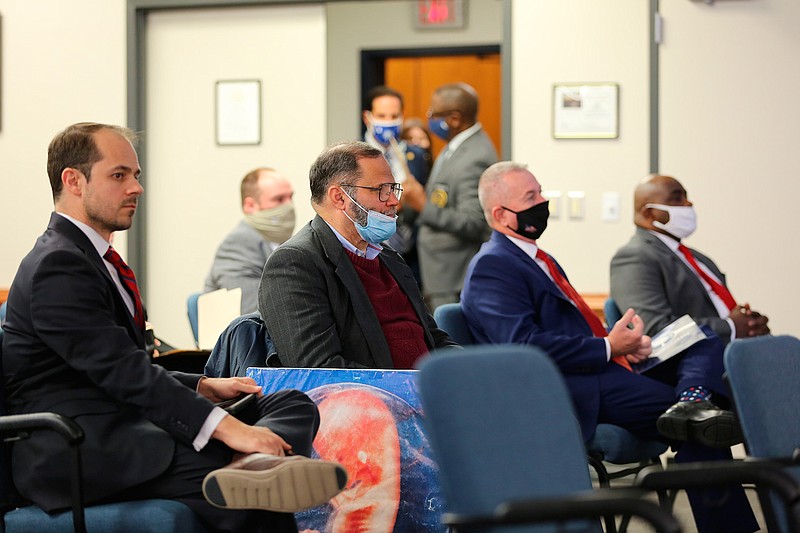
xmin=202 ymin=454 xmax=348 ymax=512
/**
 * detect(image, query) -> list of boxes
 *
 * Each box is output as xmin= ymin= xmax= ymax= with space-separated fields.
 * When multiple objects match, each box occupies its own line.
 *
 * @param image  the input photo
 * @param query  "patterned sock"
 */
xmin=678 ymin=385 xmax=711 ymax=403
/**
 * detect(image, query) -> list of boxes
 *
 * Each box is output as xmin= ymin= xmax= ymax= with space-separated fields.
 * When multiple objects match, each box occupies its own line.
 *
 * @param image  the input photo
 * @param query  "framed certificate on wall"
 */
xmin=215 ymin=79 xmax=261 ymax=145
xmin=553 ymin=82 xmax=619 ymax=139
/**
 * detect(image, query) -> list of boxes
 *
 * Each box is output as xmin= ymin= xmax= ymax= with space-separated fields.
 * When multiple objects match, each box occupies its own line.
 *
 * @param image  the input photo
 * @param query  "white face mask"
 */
xmin=645 ymin=204 xmax=697 ymax=240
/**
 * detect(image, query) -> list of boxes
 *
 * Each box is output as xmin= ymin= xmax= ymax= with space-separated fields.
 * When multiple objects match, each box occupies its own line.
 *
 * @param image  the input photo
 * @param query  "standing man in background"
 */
xmin=362 ymin=85 xmax=429 ymax=287
xmin=402 ymin=82 xmax=497 ymax=310
xmin=205 ymin=168 xmax=295 ymax=313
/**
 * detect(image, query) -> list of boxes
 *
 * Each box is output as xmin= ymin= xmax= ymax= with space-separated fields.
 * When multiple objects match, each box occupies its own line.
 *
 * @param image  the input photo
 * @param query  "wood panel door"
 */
xmin=385 ymin=53 xmax=501 ymax=158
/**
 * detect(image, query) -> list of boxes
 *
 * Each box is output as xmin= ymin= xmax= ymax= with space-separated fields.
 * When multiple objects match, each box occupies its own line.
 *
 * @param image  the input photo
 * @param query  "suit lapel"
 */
xmin=49 ymin=214 xmax=145 ymax=347
xmin=312 ymin=217 xmax=394 ymax=368
xmin=493 ymin=233 xmax=573 ymax=304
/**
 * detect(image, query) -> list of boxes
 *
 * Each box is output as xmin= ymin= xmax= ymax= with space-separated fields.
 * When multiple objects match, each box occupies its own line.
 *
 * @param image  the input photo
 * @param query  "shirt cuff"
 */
xmin=604 ymin=338 xmax=611 ymax=361
xmin=192 ymin=406 xmax=227 ymax=452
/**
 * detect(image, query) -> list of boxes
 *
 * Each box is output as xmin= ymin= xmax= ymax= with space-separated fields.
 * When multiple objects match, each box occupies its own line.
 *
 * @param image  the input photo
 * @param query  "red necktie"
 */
xmin=104 ymin=246 xmax=145 ymax=332
xmin=677 ymin=244 xmax=737 ymax=311
xmin=536 ymin=248 xmax=631 ymax=371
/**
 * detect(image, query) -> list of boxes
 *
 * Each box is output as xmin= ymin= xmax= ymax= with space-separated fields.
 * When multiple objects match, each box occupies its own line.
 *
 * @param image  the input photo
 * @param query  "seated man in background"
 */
xmin=2 ymin=122 xmax=345 ymax=533
xmin=205 ymin=167 xmax=296 ymax=313
xmin=259 ymin=141 xmax=456 ymax=369
xmin=611 ymin=174 xmax=769 ymax=343
xmin=460 ymin=161 xmax=758 ymax=533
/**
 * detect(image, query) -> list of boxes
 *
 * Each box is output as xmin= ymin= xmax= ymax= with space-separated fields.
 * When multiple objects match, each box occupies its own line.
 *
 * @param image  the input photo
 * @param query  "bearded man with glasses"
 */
xmin=258 ymin=141 xmax=457 ymax=369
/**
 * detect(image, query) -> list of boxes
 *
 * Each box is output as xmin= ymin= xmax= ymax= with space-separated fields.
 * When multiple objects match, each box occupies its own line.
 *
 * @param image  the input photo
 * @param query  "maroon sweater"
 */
xmin=345 ymin=250 xmax=429 ymax=369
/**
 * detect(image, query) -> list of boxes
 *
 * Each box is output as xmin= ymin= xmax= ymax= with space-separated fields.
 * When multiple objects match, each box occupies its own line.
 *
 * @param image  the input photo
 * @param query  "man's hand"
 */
xmin=608 ymin=308 xmax=652 ymax=360
xmin=400 ymin=176 xmax=426 ymax=213
xmin=730 ymin=303 xmax=770 ymax=338
xmin=212 ymin=415 xmax=292 ymax=456
xmin=198 ymin=377 xmax=263 ymax=403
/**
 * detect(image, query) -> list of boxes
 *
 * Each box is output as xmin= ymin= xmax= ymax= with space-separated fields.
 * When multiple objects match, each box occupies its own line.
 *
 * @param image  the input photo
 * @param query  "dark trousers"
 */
xmin=594 ymin=333 xmax=758 ymax=533
xmin=114 ymin=389 xmax=320 ymax=533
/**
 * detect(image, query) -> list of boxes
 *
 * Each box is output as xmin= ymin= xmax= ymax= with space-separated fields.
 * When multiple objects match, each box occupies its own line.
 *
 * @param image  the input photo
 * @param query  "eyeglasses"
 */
xmin=426 ymin=108 xmax=458 ymax=119
xmin=346 ymin=182 xmax=403 ymax=202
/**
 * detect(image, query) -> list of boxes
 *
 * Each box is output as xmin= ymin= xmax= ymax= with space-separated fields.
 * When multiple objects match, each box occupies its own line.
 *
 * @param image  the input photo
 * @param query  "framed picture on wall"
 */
xmin=215 ymin=79 xmax=261 ymax=145
xmin=552 ymin=82 xmax=619 ymax=139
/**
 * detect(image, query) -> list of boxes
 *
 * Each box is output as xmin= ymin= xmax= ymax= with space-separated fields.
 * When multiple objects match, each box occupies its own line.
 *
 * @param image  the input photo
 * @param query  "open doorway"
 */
xmin=361 ymin=45 xmax=501 ymax=158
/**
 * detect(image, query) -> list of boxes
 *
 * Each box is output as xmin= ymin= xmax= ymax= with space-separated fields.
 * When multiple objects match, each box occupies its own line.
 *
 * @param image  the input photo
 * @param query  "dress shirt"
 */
xmin=55 ymin=212 xmax=225 ymax=451
xmin=649 ymin=230 xmax=735 ymax=342
xmin=505 ymin=234 xmax=611 ymax=360
xmin=327 ymin=221 xmax=383 ymax=260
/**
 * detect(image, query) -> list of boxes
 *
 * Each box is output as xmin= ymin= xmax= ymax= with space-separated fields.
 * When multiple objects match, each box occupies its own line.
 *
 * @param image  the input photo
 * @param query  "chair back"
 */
xmin=432 ymin=303 xmax=474 ymax=345
xmin=417 ymin=345 xmax=599 ymax=532
xmin=603 ymin=297 xmax=622 ymax=327
xmin=725 ymin=335 xmax=800 ymax=458
xmin=187 ymin=292 xmax=201 ymax=347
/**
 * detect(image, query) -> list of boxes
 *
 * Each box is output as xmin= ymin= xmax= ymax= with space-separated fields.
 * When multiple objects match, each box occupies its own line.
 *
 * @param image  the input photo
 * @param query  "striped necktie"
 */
xmin=104 ymin=246 xmax=145 ymax=331
xmin=536 ymin=248 xmax=631 ymax=371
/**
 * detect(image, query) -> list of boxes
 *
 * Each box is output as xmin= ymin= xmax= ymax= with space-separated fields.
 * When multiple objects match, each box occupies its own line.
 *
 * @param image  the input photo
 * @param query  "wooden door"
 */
xmin=385 ymin=53 xmax=501 ymax=158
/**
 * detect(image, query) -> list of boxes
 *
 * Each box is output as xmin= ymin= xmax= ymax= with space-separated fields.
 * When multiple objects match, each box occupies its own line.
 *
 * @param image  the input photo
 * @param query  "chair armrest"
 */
xmin=442 ymin=488 xmax=681 ymax=533
xmin=0 ymin=412 xmax=84 ymax=445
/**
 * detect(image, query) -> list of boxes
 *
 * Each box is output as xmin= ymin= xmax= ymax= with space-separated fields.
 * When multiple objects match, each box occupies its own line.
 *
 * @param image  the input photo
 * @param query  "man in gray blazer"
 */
xmin=259 ymin=142 xmax=456 ymax=369
xmin=610 ymin=174 xmax=769 ymax=343
xmin=205 ymin=168 xmax=295 ymax=313
xmin=402 ymin=83 xmax=497 ymax=310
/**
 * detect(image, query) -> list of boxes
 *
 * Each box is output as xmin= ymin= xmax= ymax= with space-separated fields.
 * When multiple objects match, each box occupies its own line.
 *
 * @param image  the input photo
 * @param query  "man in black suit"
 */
xmin=1 ymin=123 xmax=346 ymax=532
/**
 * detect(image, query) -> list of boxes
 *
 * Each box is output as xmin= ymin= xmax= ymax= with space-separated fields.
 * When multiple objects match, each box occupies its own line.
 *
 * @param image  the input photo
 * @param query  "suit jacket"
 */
xmin=461 ymin=231 xmax=610 ymax=438
xmin=610 ymin=227 xmax=733 ymax=341
xmin=258 ymin=215 xmax=456 ymax=368
xmin=2 ymin=213 xmax=215 ymax=511
xmin=205 ymin=220 xmax=274 ymax=314
xmin=418 ymin=127 xmax=497 ymax=295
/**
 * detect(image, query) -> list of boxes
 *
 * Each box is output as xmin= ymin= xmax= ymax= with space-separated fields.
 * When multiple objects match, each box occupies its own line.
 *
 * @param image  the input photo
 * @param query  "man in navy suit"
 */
xmin=461 ymin=161 xmax=758 ymax=533
xmin=2 ymin=123 xmax=346 ymax=532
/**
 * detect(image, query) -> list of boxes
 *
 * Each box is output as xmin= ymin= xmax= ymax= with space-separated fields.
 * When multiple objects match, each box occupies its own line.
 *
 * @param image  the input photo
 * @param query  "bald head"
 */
xmin=434 ymin=83 xmax=479 ymax=123
xmin=633 ymin=174 xmax=692 ymax=230
xmin=479 ymin=161 xmax=548 ymax=241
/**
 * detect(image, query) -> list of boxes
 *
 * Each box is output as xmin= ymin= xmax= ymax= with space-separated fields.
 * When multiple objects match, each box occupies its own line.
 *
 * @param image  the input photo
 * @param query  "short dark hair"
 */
xmin=47 ymin=122 xmax=137 ymax=201
xmin=309 ymin=142 xmax=383 ymax=204
xmin=240 ymin=167 xmax=277 ymax=205
xmin=363 ymin=85 xmax=404 ymax=112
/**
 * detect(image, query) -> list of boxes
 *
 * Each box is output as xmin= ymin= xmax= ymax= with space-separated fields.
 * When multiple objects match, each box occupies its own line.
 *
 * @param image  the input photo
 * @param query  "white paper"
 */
xmin=633 ymin=315 xmax=707 ymax=374
xmin=197 ymin=288 xmax=242 ymax=350
xmin=216 ymin=80 xmax=261 ymax=145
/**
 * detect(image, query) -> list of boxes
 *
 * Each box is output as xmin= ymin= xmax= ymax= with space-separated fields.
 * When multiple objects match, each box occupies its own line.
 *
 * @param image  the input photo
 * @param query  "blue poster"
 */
xmin=247 ymin=368 xmax=446 ymax=533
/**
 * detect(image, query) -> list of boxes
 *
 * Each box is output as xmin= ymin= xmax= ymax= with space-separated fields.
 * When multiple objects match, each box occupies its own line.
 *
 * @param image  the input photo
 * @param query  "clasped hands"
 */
xmin=729 ymin=303 xmax=770 ymax=338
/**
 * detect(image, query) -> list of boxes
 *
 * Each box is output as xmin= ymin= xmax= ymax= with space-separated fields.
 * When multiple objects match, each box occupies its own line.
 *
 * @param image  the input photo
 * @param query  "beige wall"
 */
xmin=145 ymin=4 xmax=326 ymax=348
xmin=1 ymin=0 xmax=797 ymax=341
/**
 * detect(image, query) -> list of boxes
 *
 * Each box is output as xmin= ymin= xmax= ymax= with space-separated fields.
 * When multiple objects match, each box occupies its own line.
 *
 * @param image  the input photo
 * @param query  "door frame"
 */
xmin=359 ymin=44 xmax=502 ymax=141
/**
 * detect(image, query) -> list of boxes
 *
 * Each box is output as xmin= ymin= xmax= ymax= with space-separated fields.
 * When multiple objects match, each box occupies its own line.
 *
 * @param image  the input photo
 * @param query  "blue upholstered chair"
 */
xmin=604 ymin=297 xmax=623 ymax=328
xmin=724 ymin=335 xmax=800 ymax=533
xmin=187 ymin=291 xmax=202 ymax=348
xmin=416 ymin=345 xmax=681 ymax=533
xmin=432 ymin=303 xmax=668 ymax=498
xmin=0 ymin=329 xmax=207 ymax=533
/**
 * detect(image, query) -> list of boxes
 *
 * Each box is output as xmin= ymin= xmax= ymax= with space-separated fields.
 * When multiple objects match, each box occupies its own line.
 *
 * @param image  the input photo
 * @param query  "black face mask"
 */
xmin=503 ymin=201 xmax=549 ymax=240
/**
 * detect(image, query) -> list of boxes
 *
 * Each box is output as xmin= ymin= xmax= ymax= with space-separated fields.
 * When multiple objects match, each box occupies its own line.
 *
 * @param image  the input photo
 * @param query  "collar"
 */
xmin=446 ymin=122 xmax=482 ymax=154
xmin=325 ymin=220 xmax=382 ymax=260
xmin=502 ymin=233 xmax=554 ymax=283
xmin=56 ymin=212 xmax=112 ymax=258
xmin=647 ymin=229 xmax=681 ymax=252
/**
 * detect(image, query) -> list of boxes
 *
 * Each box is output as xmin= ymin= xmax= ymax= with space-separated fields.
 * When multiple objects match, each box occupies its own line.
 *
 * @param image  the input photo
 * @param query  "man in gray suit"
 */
xmin=402 ymin=83 xmax=497 ymax=310
xmin=258 ymin=141 xmax=456 ymax=369
xmin=205 ymin=168 xmax=295 ymax=313
xmin=610 ymin=174 xmax=770 ymax=343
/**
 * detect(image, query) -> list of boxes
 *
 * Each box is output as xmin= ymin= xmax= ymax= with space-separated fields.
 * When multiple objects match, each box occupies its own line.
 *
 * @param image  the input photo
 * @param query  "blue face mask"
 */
xmin=369 ymin=117 xmax=403 ymax=145
xmin=341 ymin=188 xmax=397 ymax=245
xmin=428 ymin=116 xmax=450 ymax=141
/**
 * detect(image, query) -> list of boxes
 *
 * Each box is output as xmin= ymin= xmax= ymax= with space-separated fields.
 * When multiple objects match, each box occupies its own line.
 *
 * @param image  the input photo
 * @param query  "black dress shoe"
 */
xmin=656 ymin=399 xmax=743 ymax=448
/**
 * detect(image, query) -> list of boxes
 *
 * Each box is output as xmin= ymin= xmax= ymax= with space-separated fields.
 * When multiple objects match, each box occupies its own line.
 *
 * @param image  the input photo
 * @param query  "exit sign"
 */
xmin=416 ymin=0 xmax=466 ymax=29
